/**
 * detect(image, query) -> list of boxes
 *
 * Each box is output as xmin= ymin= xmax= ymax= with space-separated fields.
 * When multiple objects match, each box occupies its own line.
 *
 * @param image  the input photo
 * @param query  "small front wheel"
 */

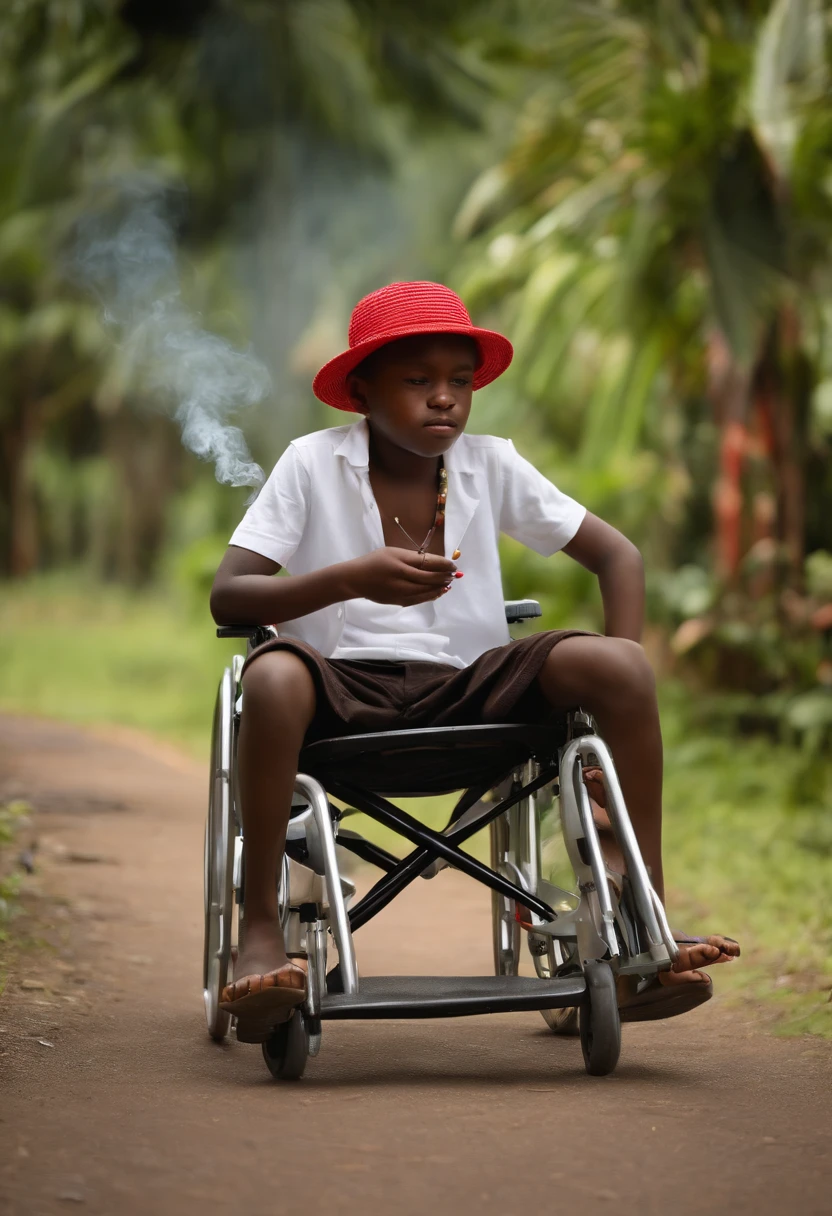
xmin=262 ymin=1010 xmax=309 ymax=1081
xmin=579 ymin=960 xmax=621 ymax=1076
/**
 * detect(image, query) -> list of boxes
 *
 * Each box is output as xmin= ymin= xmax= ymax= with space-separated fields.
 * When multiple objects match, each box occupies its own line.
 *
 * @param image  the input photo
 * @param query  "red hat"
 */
xmin=312 ymin=281 xmax=513 ymax=411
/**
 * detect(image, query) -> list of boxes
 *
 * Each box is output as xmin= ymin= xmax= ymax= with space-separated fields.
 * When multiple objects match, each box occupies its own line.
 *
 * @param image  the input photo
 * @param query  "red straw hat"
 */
xmin=313 ymin=281 xmax=513 ymax=411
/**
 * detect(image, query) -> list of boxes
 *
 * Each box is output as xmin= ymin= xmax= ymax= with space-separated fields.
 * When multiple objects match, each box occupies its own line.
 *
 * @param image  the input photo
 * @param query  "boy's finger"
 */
xmin=399 ymin=567 xmax=456 ymax=587
xmin=399 ymin=551 xmax=456 ymax=574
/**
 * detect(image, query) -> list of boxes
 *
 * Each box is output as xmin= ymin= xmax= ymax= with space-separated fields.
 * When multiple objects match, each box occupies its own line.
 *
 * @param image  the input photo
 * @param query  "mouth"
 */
xmin=423 ymin=420 xmax=459 ymax=433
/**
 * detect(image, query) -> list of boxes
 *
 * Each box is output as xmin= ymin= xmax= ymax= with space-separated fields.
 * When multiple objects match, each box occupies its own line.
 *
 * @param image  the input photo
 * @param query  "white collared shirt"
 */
xmin=229 ymin=420 xmax=585 ymax=668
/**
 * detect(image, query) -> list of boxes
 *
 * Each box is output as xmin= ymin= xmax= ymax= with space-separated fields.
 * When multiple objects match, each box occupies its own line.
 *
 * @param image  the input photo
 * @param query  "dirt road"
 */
xmin=0 ymin=714 xmax=830 ymax=1216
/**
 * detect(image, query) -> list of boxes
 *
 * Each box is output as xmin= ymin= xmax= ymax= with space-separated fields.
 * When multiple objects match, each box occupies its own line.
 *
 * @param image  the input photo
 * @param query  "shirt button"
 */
xmin=337 ymin=607 xmax=343 ymax=619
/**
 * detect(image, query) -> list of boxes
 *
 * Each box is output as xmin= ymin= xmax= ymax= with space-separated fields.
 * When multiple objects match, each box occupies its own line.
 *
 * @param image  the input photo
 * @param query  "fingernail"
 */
xmin=452 ymin=549 xmax=461 ymax=560
xmin=454 ymin=571 xmax=464 ymax=578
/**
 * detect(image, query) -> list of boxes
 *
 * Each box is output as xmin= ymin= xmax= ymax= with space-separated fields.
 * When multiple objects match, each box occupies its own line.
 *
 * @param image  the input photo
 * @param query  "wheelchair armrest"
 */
xmin=504 ymin=599 xmax=542 ymax=624
xmin=216 ymin=625 xmax=276 ymax=645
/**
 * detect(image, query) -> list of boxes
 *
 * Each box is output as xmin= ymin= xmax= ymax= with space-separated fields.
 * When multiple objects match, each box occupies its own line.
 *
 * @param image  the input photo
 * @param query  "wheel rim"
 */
xmin=203 ymin=667 xmax=236 ymax=1038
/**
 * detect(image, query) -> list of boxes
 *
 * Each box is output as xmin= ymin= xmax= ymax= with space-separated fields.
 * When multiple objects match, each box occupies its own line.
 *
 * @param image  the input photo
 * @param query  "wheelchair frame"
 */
xmin=204 ymin=604 xmax=678 ymax=1080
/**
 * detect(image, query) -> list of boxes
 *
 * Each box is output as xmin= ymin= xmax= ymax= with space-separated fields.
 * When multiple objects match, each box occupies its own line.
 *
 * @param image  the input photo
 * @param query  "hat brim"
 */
xmin=312 ymin=324 xmax=514 ymax=411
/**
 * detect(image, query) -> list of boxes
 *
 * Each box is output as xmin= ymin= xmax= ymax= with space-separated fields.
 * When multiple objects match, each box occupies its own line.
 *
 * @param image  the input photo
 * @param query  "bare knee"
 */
xmin=541 ymin=635 xmax=656 ymax=714
xmin=599 ymin=638 xmax=656 ymax=708
xmin=241 ymin=650 xmax=317 ymax=733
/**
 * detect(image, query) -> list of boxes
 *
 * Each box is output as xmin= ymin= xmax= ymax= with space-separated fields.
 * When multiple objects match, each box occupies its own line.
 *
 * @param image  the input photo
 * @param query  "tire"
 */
xmin=262 ymin=1010 xmax=309 ymax=1080
xmin=579 ymin=960 xmax=621 ymax=1076
xmin=203 ymin=667 xmax=237 ymax=1042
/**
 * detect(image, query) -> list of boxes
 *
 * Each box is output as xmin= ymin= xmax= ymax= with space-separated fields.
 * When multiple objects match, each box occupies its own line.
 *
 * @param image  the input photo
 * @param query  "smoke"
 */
xmin=74 ymin=178 xmax=268 ymax=492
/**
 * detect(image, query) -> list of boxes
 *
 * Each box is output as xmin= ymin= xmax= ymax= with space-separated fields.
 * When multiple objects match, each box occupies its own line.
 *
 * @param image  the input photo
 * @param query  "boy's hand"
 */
xmin=345 ymin=547 xmax=458 ymax=606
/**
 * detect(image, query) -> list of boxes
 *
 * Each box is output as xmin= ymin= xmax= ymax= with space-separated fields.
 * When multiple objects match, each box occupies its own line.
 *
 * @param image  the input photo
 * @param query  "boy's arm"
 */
xmin=210 ymin=544 xmax=456 ymax=626
xmin=562 ymin=513 xmax=644 ymax=642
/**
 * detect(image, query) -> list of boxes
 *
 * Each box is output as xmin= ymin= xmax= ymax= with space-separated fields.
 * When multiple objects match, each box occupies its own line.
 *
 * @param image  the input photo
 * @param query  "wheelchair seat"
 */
xmin=298 ymin=720 xmax=568 ymax=797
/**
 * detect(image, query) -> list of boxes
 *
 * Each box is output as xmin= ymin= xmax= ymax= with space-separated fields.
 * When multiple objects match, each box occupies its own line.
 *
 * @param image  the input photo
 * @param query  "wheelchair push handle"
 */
xmin=216 ymin=601 xmax=542 ymax=641
xmin=504 ymin=599 xmax=542 ymax=623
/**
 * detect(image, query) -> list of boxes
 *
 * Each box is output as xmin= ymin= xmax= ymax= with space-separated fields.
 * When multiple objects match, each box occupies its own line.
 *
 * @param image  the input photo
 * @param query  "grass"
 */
xmin=1 ymin=575 xmax=830 ymax=1035
xmin=0 ymin=574 xmax=237 ymax=756
xmin=0 ymin=799 xmax=34 ymax=992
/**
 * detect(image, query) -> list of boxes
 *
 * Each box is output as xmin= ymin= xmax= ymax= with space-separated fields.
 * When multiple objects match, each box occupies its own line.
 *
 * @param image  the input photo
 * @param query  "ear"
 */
xmin=346 ymin=374 xmax=369 ymax=415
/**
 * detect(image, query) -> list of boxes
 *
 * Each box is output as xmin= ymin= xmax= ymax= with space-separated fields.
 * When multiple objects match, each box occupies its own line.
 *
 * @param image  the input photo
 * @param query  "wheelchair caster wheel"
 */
xmin=579 ymin=960 xmax=621 ymax=1076
xmin=262 ymin=1010 xmax=309 ymax=1080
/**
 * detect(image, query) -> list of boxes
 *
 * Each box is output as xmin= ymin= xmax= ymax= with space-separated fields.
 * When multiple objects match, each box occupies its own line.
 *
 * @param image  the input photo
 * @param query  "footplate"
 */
xmin=320 ymin=973 xmax=586 ymax=1020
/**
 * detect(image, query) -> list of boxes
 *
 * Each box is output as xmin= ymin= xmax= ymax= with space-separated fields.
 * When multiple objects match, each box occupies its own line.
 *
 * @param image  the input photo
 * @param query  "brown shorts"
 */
xmin=242 ymin=630 xmax=591 ymax=744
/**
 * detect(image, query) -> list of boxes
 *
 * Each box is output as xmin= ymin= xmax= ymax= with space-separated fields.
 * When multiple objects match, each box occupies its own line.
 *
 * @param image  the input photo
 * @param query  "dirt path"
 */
xmin=0 ymin=714 xmax=830 ymax=1216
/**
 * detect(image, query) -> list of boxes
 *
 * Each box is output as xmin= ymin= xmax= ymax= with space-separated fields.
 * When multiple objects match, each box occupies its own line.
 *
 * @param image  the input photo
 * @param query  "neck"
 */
xmin=366 ymin=423 xmax=439 ymax=482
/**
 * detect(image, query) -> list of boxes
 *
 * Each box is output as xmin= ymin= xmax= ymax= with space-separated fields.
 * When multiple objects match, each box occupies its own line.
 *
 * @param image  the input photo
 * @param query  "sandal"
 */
xmin=617 ymin=972 xmax=713 ymax=1022
xmin=617 ymin=930 xmax=738 ymax=1022
xmin=674 ymin=930 xmax=740 ymax=958
xmin=220 ymin=959 xmax=307 ymax=1044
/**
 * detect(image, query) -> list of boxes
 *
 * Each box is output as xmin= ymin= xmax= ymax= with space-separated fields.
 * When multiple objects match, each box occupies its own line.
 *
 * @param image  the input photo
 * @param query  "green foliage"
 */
xmin=658 ymin=685 xmax=832 ymax=1037
xmin=0 ymin=0 xmax=497 ymax=583
xmin=0 ymin=800 xmax=31 ymax=960
xmin=452 ymin=0 xmax=832 ymax=709
xmin=0 ymin=575 xmax=237 ymax=755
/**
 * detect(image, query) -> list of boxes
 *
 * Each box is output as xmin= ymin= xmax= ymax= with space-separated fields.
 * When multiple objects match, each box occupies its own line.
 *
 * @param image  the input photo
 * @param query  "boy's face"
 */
xmin=347 ymin=334 xmax=476 ymax=458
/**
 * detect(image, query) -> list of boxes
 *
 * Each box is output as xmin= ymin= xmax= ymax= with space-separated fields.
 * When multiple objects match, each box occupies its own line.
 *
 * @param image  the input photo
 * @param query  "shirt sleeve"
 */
xmin=228 ymin=444 xmax=309 ymax=567
xmin=498 ymin=439 xmax=586 ymax=556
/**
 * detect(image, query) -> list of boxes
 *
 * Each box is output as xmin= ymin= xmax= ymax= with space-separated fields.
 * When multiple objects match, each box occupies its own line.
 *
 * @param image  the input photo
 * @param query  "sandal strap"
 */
xmin=673 ymin=931 xmax=739 ymax=946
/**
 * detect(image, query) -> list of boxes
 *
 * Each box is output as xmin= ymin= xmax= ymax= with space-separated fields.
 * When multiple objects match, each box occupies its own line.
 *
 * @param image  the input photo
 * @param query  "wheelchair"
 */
xmin=204 ymin=600 xmax=679 ymax=1080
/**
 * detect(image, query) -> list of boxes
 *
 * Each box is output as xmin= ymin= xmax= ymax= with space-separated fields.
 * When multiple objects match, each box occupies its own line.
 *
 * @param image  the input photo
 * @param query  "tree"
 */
xmin=456 ymin=0 xmax=832 ymax=686
xmin=0 ymin=0 xmax=491 ymax=580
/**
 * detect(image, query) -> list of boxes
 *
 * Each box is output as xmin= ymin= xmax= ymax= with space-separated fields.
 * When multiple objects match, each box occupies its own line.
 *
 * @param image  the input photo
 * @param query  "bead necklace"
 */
xmin=393 ymin=458 xmax=448 ymax=555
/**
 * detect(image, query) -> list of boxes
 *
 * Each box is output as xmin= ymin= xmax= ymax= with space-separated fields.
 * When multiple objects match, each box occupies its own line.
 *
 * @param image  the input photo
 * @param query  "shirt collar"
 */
xmin=333 ymin=418 xmax=371 ymax=468
xmin=333 ymin=418 xmax=477 ymax=474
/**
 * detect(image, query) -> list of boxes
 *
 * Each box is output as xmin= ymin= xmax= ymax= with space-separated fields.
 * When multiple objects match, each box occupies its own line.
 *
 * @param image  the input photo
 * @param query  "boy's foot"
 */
xmin=618 ymin=934 xmax=740 ymax=1022
xmin=220 ymin=923 xmax=307 ymax=1041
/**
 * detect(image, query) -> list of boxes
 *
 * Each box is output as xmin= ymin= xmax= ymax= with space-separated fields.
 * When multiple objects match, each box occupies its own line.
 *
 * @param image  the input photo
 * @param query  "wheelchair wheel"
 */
xmin=262 ymin=1010 xmax=309 ymax=1080
xmin=203 ymin=666 xmax=238 ymax=1042
xmin=490 ymin=811 xmax=520 ymax=975
xmin=579 ymin=960 xmax=621 ymax=1076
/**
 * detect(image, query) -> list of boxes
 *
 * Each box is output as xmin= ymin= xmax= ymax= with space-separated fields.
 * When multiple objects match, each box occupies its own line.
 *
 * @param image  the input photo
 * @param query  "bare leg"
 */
xmin=222 ymin=651 xmax=317 ymax=1001
xmin=537 ymin=637 xmax=739 ymax=981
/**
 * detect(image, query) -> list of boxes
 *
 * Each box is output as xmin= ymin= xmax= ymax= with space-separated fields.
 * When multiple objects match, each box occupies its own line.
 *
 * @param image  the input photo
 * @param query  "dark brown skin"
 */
xmin=212 ymin=333 xmax=737 ymax=1004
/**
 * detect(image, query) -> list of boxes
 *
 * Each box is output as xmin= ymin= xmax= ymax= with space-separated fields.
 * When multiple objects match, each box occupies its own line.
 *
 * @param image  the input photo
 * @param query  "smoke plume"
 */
xmin=74 ymin=178 xmax=269 ymax=491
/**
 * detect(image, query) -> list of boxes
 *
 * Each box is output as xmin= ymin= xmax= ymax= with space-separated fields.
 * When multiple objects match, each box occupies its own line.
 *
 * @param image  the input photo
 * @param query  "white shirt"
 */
xmin=229 ymin=420 xmax=585 ymax=668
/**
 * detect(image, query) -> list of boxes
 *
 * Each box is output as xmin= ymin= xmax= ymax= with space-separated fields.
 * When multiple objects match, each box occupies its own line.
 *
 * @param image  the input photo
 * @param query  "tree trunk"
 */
xmin=3 ymin=390 xmax=42 ymax=577
xmin=706 ymin=329 xmax=751 ymax=582
xmin=752 ymin=307 xmax=810 ymax=597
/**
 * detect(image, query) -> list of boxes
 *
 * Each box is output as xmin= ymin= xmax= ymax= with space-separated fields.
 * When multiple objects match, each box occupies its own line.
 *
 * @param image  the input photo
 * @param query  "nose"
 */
xmin=427 ymin=384 xmax=455 ymax=408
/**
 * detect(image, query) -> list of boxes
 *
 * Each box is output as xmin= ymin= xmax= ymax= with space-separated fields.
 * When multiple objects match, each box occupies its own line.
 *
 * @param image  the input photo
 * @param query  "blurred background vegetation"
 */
xmin=0 ymin=0 xmax=829 ymax=1031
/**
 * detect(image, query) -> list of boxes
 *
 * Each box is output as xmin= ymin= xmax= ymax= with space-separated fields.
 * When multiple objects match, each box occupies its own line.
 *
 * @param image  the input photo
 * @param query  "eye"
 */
xmin=451 ymin=377 xmax=472 ymax=387
xmin=405 ymin=377 xmax=429 ymax=386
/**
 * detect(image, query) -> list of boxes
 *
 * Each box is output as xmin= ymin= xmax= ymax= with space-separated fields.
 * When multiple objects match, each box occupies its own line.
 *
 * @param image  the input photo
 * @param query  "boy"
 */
xmin=211 ymin=281 xmax=738 ymax=1034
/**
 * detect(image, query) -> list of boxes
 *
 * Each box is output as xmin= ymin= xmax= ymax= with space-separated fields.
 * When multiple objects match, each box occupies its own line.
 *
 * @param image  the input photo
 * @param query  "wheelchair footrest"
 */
xmin=319 ymin=974 xmax=586 ymax=1020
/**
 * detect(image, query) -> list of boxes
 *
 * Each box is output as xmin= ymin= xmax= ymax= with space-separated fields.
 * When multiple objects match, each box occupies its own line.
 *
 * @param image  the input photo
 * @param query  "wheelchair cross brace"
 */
xmin=324 ymin=765 xmax=561 ymax=933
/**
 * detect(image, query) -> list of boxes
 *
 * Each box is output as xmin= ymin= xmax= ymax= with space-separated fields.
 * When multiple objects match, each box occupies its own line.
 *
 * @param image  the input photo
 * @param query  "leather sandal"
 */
xmin=220 ymin=961 xmax=307 ymax=1044
xmin=617 ymin=972 xmax=713 ymax=1022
